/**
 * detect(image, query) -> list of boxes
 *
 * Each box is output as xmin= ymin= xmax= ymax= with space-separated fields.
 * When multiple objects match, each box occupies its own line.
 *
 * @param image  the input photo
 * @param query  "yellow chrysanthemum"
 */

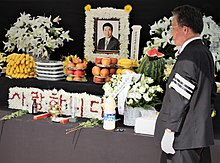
xmin=124 ymin=4 xmax=132 ymax=13
xmin=84 ymin=4 xmax=91 ymax=11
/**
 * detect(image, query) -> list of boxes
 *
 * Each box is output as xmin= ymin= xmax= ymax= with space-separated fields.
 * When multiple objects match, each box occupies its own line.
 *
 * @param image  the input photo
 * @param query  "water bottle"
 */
xmin=103 ymin=96 xmax=116 ymax=130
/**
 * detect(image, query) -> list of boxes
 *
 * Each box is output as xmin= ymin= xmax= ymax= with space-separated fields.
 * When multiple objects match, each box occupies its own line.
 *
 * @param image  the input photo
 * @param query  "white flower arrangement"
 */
xmin=84 ymin=6 xmax=131 ymax=62
xmin=103 ymin=74 xmax=163 ymax=109
xmin=143 ymin=15 xmax=220 ymax=71
xmin=3 ymin=12 xmax=73 ymax=59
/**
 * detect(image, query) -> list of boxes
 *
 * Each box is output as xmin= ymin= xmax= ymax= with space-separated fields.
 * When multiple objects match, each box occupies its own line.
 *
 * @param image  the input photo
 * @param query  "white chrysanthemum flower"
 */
xmin=146 ymin=77 xmax=154 ymax=84
xmin=143 ymin=93 xmax=152 ymax=102
xmin=139 ymin=86 xmax=146 ymax=94
xmin=135 ymin=92 xmax=142 ymax=100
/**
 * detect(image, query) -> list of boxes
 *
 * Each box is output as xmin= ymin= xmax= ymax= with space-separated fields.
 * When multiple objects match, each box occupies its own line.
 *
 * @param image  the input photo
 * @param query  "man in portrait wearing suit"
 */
xmin=154 ymin=5 xmax=217 ymax=163
xmin=97 ymin=22 xmax=119 ymax=51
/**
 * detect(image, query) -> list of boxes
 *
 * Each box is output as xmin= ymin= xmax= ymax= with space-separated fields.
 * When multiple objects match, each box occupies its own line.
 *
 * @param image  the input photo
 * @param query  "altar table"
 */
xmin=0 ymin=107 xmax=220 ymax=163
xmin=0 ymin=76 xmax=220 ymax=163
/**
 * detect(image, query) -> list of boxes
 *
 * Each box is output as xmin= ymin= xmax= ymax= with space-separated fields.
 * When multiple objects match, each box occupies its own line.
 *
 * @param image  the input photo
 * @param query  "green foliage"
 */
xmin=0 ymin=110 xmax=28 ymax=121
xmin=66 ymin=118 xmax=103 ymax=134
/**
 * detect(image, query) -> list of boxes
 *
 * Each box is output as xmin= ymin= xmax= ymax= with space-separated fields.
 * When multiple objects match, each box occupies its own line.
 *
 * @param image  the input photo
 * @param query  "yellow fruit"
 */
xmin=29 ymin=62 xmax=33 ymax=68
xmin=21 ymin=58 xmax=26 ymax=64
xmin=118 ymin=58 xmax=133 ymax=68
xmin=116 ymin=68 xmax=123 ymax=75
xmin=24 ymin=74 xmax=28 ymax=79
xmin=121 ymin=69 xmax=134 ymax=74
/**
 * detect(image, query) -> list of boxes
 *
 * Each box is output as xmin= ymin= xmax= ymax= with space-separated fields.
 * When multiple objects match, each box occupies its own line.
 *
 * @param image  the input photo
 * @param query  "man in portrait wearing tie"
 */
xmin=97 ymin=22 xmax=119 ymax=51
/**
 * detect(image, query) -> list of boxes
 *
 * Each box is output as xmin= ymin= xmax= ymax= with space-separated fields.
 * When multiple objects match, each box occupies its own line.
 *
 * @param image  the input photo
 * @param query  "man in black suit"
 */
xmin=97 ymin=22 xmax=119 ymax=51
xmin=154 ymin=5 xmax=217 ymax=163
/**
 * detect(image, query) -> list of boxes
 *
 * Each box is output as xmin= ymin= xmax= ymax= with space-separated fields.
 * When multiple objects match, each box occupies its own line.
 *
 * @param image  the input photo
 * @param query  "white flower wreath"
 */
xmin=84 ymin=7 xmax=130 ymax=62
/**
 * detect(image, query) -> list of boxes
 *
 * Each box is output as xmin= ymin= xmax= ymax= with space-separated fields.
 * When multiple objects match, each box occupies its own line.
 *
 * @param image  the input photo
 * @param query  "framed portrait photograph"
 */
xmin=84 ymin=7 xmax=131 ymax=63
xmin=95 ymin=19 xmax=119 ymax=53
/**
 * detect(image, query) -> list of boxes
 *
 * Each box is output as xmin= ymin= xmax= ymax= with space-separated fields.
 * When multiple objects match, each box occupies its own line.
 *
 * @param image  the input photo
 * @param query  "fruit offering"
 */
xmin=95 ymin=57 xmax=118 ymax=67
xmin=6 ymin=53 xmax=36 ymax=79
xmin=63 ymin=54 xmax=87 ymax=82
xmin=117 ymin=58 xmax=138 ymax=68
xmin=115 ymin=58 xmax=138 ymax=75
xmin=92 ymin=57 xmax=117 ymax=84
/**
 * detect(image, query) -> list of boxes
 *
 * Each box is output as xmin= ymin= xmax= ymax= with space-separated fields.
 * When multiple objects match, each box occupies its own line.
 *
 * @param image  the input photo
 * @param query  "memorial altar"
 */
xmin=0 ymin=1 xmax=220 ymax=162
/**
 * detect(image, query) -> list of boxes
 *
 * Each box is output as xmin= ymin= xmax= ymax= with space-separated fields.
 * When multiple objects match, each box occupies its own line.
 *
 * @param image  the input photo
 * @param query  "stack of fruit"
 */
xmin=6 ymin=53 xmax=36 ymax=79
xmin=63 ymin=55 xmax=87 ymax=82
xmin=92 ymin=57 xmax=118 ymax=84
xmin=116 ymin=58 xmax=138 ymax=75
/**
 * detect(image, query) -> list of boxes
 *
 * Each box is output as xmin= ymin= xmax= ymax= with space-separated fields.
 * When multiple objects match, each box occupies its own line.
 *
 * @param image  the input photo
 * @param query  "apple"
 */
xmin=74 ymin=70 xmax=85 ymax=76
xmin=81 ymin=63 xmax=87 ymax=69
xmin=75 ymin=63 xmax=86 ymax=69
xmin=111 ymin=58 xmax=118 ymax=64
xmin=100 ymin=68 xmax=109 ymax=77
xmin=95 ymin=57 xmax=102 ymax=64
xmin=101 ymin=57 xmax=111 ymax=65
xmin=93 ymin=76 xmax=104 ymax=83
xmin=65 ymin=62 xmax=75 ymax=69
xmin=92 ymin=66 xmax=101 ymax=76
xmin=72 ymin=58 xmax=82 ymax=64
xmin=65 ymin=69 xmax=75 ymax=75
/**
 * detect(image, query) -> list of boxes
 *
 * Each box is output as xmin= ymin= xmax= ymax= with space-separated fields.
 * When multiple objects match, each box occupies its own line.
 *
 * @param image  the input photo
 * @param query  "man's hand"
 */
xmin=161 ymin=128 xmax=175 ymax=154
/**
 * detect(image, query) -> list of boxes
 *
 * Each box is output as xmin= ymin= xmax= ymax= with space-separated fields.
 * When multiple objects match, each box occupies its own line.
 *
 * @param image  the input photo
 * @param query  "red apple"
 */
xmin=95 ymin=57 xmax=102 ymax=64
xmin=111 ymin=58 xmax=118 ymax=64
xmin=74 ymin=70 xmax=85 ymax=76
xmin=66 ymin=62 xmax=75 ymax=69
xmin=66 ymin=69 xmax=75 ymax=75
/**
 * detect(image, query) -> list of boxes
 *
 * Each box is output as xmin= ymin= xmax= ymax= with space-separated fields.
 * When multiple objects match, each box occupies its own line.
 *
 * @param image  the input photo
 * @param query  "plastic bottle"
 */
xmin=103 ymin=96 xmax=116 ymax=130
xmin=32 ymin=99 xmax=38 ymax=114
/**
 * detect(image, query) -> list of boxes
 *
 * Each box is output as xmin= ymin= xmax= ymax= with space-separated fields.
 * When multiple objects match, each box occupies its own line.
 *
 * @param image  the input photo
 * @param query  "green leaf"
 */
xmin=0 ymin=110 xmax=28 ymax=121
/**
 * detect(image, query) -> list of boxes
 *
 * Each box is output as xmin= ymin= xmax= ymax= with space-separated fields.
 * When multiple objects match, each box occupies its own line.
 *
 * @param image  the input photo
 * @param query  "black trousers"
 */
xmin=160 ymin=147 xmax=212 ymax=163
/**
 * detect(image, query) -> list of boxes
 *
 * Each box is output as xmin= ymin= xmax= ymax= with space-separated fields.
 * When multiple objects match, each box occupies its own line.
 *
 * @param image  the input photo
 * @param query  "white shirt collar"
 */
xmin=105 ymin=37 xmax=111 ymax=42
xmin=179 ymin=36 xmax=201 ymax=54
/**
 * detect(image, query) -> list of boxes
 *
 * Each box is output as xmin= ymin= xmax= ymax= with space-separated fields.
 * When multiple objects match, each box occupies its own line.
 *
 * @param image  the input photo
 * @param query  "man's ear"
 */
xmin=183 ymin=26 xmax=189 ymax=34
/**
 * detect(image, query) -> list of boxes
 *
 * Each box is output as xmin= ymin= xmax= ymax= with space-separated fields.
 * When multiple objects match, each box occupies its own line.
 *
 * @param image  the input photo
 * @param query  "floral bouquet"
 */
xmin=103 ymin=74 xmax=163 ymax=110
xmin=3 ymin=12 xmax=73 ymax=59
xmin=143 ymin=15 xmax=220 ymax=72
xmin=143 ymin=17 xmax=176 ymax=59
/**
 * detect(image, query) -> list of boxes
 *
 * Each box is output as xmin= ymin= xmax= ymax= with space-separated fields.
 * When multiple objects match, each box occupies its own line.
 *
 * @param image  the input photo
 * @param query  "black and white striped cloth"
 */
xmin=169 ymin=73 xmax=196 ymax=100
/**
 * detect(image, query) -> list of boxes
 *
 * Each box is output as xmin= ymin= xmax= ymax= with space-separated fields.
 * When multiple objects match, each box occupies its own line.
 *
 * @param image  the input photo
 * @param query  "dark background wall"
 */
xmin=0 ymin=0 xmax=219 ymax=60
